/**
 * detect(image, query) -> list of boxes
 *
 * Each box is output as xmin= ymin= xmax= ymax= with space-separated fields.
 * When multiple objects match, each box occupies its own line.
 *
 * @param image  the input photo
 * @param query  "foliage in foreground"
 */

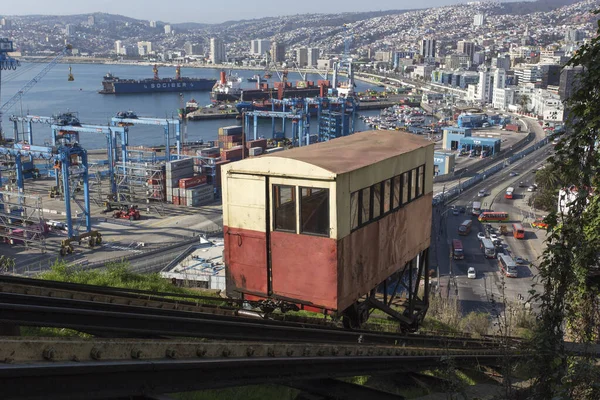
xmin=528 ymin=9 xmax=600 ymax=399
xmin=39 ymin=260 xmax=202 ymax=296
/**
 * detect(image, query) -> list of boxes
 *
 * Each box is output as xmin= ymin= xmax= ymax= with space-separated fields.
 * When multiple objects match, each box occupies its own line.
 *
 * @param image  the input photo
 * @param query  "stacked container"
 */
xmin=183 ymin=184 xmax=214 ymax=207
xmin=214 ymin=160 xmax=231 ymax=194
xmin=165 ymin=158 xmax=194 ymax=203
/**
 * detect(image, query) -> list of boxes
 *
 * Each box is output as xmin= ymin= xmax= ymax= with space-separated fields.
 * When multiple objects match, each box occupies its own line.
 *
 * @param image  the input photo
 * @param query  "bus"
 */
xmin=478 ymin=212 xmax=509 ymax=222
xmin=498 ymin=254 xmax=518 ymax=278
xmin=505 ymin=187 xmax=514 ymax=199
xmin=471 ymin=201 xmax=482 ymax=216
xmin=532 ymin=217 xmax=548 ymax=229
xmin=512 ymin=223 xmax=525 ymax=239
xmin=452 ymin=239 xmax=464 ymax=260
xmin=480 ymin=238 xmax=496 ymax=259
xmin=458 ymin=220 xmax=472 ymax=236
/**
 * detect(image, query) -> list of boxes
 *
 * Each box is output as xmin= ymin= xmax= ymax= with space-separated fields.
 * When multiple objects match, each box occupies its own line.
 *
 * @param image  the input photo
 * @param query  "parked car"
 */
xmin=490 ymin=233 xmax=499 ymax=241
xmin=467 ymin=267 xmax=477 ymax=279
xmin=477 ymin=232 xmax=486 ymax=241
xmin=452 ymin=208 xmax=460 ymax=216
xmin=515 ymin=257 xmax=526 ymax=264
xmin=459 ymin=206 xmax=466 ymax=214
xmin=528 ymin=186 xmax=536 ymax=192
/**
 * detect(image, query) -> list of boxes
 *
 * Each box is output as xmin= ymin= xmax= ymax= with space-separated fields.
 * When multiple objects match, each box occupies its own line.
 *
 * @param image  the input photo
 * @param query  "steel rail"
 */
xmin=0 ymin=292 xmax=506 ymax=348
xmin=0 ymin=275 xmax=508 ymax=342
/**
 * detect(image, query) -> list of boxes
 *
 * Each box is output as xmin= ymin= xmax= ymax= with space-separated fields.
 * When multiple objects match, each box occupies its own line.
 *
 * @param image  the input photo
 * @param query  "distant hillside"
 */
xmin=493 ymin=0 xmax=583 ymax=14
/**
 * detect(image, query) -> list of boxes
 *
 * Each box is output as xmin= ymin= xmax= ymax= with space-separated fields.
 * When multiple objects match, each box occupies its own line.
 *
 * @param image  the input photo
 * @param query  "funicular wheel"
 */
xmin=341 ymin=302 xmax=370 ymax=330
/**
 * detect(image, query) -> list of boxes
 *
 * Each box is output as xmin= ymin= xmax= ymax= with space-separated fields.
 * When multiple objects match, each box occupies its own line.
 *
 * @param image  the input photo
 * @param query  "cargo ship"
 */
xmin=99 ymin=65 xmax=217 ymax=94
xmin=211 ymin=71 xmax=331 ymax=102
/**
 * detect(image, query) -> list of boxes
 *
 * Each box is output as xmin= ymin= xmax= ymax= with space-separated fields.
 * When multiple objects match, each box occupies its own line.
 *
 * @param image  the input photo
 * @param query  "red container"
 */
xmin=172 ymin=196 xmax=180 ymax=205
xmin=219 ymin=134 xmax=242 ymax=143
xmin=246 ymin=139 xmax=267 ymax=150
xmin=221 ymin=146 xmax=245 ymax=161
xmin=180 ymin=197 xmax=187 ymax=206
xmin=505 ymin=124 xmax=521 ymax=132
xmin=179 ymin=175 xmax=208 ymax=190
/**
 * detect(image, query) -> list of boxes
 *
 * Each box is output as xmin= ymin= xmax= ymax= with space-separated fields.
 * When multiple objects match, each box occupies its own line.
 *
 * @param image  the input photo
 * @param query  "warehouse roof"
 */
xmin=261 ymin=130 xmax=431 ymax=175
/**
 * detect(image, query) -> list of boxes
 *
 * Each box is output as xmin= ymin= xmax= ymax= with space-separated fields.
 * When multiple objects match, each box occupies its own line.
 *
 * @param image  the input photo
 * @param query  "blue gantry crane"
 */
xmin=111 ymin=112 xmax=182 ymax=162
xmin=9 ymin=113 xmax=124 ymax=195
xmin=0 ymin=142 xmax=100 ymax=255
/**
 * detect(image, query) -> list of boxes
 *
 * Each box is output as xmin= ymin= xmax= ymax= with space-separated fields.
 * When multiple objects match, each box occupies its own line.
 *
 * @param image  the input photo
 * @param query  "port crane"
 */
xmin=0 ymin=40 xmax=72 ymax=142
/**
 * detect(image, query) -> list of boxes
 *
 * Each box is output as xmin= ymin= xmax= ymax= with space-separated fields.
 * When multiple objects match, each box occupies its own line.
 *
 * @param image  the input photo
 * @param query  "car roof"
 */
xmin=468 ymin=267 xmax=475 ymax=271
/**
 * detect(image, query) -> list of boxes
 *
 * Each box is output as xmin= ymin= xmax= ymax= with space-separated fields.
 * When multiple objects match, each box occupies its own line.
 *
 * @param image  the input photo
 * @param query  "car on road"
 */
xmin=490 ymin=233 xmax=499 ymax=241
xmin=452 ymin=208 xmax=459 ymax=216
xmin=518 ymin=182 xmax=528 ymax=188
xmin=509 ymin=172 xmax=519 ymax=177
xmin=515 ymin=257 xmax=526 ymax=264
xmin=477 ymin=232 xmax=486 ymax=241
xmin=493 ymin=239 xmax=503 ymax=246
xmin=459 ymin=206 xmax=466 ymax=214
xmin=478 ymin=190 xmax=486 ymax=197
xmin=467 ymin=267 xmax=477 ymax=279
xmin=528 ymin=185 xmax=536 ymax=192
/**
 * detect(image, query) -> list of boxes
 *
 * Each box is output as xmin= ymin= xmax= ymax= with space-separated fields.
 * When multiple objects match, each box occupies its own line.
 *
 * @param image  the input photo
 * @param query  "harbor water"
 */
xmin=0 ymin=63 xmax=386 ymax=150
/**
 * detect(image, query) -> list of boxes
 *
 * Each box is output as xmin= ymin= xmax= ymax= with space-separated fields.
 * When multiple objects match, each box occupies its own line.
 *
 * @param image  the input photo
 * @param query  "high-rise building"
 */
xmin=184 ymin=41 xmax=202 ymax=56
xmin=210 ymin=37 xmax=226 ymax=64
xmin=164 ymin=24 xmax=172 ymax=34
xmin=493 ymin=68 xmax=506 ymax=90
xmin=65 ymin=24 xmax=74 ymax=37
xmin=115 ymin=40 xmax=124 ymax=55
xmin=88 ymin=16 xmax=95 ymax=26
xmin=473 ymin=13 xmax=485 ymax=26
xmin=137 ymin=41 xmax=152 ymax=56
xmin=564 ymin=29 xmax=584 ymax=44
xmin=308 ymin=48 xmax=320 ymax=66
xmin=296 ymin=47 xmax=308 ymax=67
xmin=457 ymin=41 xmax=474 ymax=60
xmin=149 ymin=20 xmax=157 ymax=28
xmin=250 ymin=39 xmax=270 ymax=55
xmin=271 ymin=42 xmax=286 ymax=63
xmin=0 ymin=18 xmax=11 ymax=29
xmin=420 ymin=38 xmax=436 ymax=60
xmin=559 ymin=66 xmax=584 ymax=101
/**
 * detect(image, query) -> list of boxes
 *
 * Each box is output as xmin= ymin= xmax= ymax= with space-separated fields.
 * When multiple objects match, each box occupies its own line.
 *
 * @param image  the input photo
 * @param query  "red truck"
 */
xmin=504 ymin=123 xmax=521 ymax=132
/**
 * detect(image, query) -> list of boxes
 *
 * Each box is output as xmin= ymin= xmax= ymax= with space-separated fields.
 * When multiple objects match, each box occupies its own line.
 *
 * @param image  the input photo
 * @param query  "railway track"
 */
xmin=0 ymin=337 xmax=515 ymax=400
xmin=0 ymin=275 xmax=517 ymax=349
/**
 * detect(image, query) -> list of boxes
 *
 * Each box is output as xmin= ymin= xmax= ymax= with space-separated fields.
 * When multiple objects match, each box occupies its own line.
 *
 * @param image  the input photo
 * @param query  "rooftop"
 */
xmin=261 ymin=130 xmax=432 ymax=175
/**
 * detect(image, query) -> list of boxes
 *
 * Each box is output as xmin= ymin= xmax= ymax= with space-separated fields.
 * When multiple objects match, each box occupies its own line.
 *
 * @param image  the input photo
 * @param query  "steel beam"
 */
xmin=287 ymin=378 xmax=405 ymax=400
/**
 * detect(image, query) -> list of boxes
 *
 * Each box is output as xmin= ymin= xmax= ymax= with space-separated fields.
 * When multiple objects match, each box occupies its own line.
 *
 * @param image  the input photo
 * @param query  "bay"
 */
xmin=0 ymin=63 xmax=383 ymax=150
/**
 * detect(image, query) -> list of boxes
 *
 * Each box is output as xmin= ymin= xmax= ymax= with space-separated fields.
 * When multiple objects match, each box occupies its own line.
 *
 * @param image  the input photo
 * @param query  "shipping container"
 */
xmin=218 ymin=126 xmax=243 ymax=136
xmin=172 ymin=196 xmax=180 ymax=205
xmin=504 ymin=123 xmax=521 ymax=132
xmin=180 ymin=197 xmax=187 ymax=206
xmin=222 ymin=130 xmax=434 ymax=330
xmin=246 ymin=139 xmax=268 ymax=150
xmin=249 ymin=147 xmax=263 ymax=157
xmin=179 ymin=175 xmax=208 ymax=189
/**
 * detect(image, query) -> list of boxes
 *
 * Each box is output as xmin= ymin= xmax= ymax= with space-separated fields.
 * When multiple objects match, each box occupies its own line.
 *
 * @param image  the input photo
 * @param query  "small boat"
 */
xmin=247 ymin=74 xmax=262 ymax=82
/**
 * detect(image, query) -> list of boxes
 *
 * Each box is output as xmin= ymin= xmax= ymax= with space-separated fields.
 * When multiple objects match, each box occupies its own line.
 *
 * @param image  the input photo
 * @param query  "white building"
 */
xmin=114 ymin=40 xmax=127 ymax=55
xmin=317 ymin=58 xmax=334 ymax=69
xmin=528 ymin=88 xmax=563 ymax=120
xmin=137 ymin=41 xmax=152 ymax=56
xmin=412 ymin=64 xmax=434 ymax=80
xmin=164 ymin=24 xmax=172 ymax=34
xmin=473 ymin=13 xmax=485 ymax=26
xmin=492 ymin=87 xmax=516 ymax=111
xmin=149 ymin=20 xmax=157 ymax=28
xmin=210 ymin=37 xmax=226 ymax=64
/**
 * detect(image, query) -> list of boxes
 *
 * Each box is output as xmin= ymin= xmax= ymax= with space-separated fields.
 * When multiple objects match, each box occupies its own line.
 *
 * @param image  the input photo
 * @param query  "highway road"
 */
xmin=433 ymin=135 xmax=554 ymax=317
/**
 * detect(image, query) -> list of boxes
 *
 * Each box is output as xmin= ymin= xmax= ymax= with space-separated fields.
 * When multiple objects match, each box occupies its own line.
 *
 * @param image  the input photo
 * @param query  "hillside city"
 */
xmin=1 ymin=0 xmax=596 ymax=122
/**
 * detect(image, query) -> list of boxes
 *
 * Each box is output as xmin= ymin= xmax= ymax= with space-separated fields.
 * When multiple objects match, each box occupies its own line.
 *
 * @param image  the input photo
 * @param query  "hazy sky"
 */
xmin=3 ymin=0 xmax=475 ymax=24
